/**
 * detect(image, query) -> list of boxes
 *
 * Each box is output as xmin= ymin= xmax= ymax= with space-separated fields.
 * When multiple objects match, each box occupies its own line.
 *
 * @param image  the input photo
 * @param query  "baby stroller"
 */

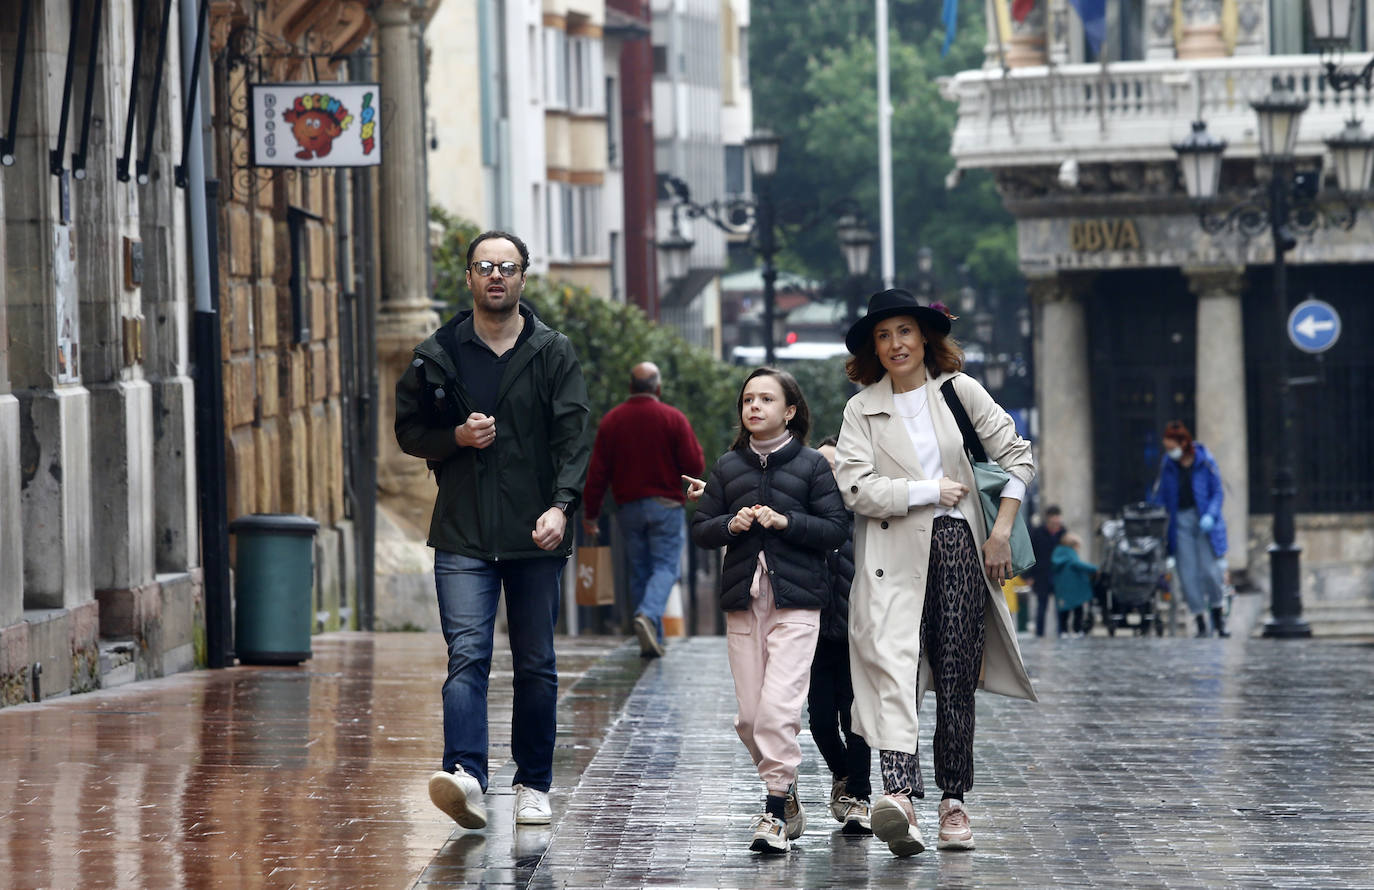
xmin=1096 ymin=502 xmax=1169 ymax=636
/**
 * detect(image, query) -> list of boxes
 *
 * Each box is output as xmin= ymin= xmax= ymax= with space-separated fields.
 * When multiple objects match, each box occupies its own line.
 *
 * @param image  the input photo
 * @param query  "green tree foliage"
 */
xmin=429 ymin=208 xmax=745 ymax=470
xmin=750 ymin=0 xmax=1016 ymax=298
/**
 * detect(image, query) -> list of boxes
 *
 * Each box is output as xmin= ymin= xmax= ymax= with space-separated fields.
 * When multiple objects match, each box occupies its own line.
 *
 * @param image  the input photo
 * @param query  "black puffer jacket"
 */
xmin=820 ymin=523 xmax=855 ymax=642
xmin=691 ymin=439 xmax=850 ymax=612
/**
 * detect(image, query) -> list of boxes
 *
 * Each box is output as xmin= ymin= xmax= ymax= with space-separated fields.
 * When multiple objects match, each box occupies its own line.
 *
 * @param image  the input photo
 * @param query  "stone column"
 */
xmin=1030 ymin=274 xmax=1096 ymax=561
xmin=1145 ymin=0 xmax=1176 ymax=59
xmin=1005 ymin=0 xmax=1049 ymax=67
xmin=140 ymin=1 xmax=198 ymax=576
xmin=3 ymin=1 xmax=94 ymax=611
xmin=1176 ymin=0 xmax=1227 ymax=59
xmin=374 ymin=1 xmax=440 ymax=508
xmin=77 ymin=3 xmax=157 ymax=607
xmin=1184 ymin=266 xmax=1250 ymax=578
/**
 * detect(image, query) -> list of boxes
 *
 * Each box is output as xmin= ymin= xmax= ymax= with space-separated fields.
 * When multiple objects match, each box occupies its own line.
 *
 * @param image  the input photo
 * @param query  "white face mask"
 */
xmin=1167 ymin=447 xmax=1184 ymax=461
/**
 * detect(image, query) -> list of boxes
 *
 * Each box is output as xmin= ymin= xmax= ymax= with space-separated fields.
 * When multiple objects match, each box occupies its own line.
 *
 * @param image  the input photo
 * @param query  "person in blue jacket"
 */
xmin=1148 ymin=420 xmax=1230 ymax=638
xmin=1051 ymin=533 xmax=1097 ymax=634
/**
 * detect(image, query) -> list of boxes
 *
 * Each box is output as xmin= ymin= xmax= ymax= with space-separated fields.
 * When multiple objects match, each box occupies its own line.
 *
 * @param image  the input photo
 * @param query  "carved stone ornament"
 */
xmin=1182 ymin=266 xmax=1246 ymax=298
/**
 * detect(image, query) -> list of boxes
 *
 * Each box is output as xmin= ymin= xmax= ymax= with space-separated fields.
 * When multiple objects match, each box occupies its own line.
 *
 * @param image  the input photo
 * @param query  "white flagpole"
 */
xmin=876 ymin=0 xmax=895 ymax=288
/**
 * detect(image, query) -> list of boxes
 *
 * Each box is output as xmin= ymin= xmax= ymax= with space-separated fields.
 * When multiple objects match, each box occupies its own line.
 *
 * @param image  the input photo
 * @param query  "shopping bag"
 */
xmin=575 ymin=546 xmax=616 ymax=607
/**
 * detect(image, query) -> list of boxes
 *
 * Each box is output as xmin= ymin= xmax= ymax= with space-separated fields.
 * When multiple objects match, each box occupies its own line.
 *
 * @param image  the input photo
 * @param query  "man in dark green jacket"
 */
xmin=395 ymin=231 xmax=590 ymax=831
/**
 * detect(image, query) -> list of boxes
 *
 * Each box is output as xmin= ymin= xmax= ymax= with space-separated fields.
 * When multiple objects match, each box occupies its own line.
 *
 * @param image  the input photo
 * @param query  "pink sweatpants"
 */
xmin=726 ymin=580 xmax=820 ymax=797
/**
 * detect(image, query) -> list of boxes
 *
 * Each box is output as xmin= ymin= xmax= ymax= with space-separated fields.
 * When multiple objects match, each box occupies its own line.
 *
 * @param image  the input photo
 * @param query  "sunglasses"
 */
xmin=468 ymin=260 xmax=523 ymax=279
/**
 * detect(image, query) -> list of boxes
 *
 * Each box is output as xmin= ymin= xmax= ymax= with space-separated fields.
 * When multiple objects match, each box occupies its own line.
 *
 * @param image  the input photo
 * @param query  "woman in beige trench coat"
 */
xmin=835 ymin=288 xmax=1036 ymax=858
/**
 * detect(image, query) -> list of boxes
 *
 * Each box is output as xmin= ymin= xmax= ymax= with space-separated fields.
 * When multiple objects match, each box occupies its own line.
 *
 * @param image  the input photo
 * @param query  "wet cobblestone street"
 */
xmin=4 ymin=618 xmax=1374 ymax=888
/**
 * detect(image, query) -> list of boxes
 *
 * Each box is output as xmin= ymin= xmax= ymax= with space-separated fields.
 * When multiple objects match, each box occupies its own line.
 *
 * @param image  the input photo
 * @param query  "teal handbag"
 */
xmin=940 ymin=380 xmax=1036 ymax=576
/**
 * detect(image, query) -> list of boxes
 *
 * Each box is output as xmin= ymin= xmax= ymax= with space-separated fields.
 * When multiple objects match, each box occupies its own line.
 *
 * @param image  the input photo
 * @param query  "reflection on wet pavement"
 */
xmin=7 ymin=628 xmax=1374 ymax=888
xmin=0 ymin=632 xmax=635 ymax=889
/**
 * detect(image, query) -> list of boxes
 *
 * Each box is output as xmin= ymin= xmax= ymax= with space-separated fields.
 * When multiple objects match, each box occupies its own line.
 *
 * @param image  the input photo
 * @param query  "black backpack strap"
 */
xmin=940 ymin=378 xmax=988 ymax=463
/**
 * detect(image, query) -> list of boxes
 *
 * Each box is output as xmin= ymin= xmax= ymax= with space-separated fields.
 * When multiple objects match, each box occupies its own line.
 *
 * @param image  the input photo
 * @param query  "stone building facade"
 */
xmin=944 ymin=2 xmax=1374 ymax=618
xmin=2 ymin=0 xmax=201 ymax=704
xmin=1 ymin=0 xmax=431 ymax=706
xmin=207 ymin=0 xmax=375 ymax=638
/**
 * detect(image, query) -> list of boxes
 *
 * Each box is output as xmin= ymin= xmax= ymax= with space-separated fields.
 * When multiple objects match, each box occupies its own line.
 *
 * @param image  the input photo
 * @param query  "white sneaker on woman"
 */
xmin=871 ymin=793 xmax=925 ymax=857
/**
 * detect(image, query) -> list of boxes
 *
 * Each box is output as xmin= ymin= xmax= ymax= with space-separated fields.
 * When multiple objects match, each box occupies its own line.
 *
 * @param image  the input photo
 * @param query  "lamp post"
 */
xmin=657 ymin=128 xmax=871 ymax=365
xmin=838 ymin=214 xmax=876 ymax=327
xmin=1172 ymin=86 xmax=1374 ymax=638
xmin=1307 ymin=0 xmax=1374 ymax=90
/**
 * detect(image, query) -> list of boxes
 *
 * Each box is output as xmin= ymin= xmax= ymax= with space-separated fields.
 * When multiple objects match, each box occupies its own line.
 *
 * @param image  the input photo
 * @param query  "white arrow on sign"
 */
xmin=1295 ymin=314 xmax=1336 ymax=340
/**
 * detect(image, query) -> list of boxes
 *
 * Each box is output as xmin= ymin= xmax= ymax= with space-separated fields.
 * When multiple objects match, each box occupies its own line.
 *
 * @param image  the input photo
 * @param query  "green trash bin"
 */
xmin=229 ymin=513 xmax=320 ymax=665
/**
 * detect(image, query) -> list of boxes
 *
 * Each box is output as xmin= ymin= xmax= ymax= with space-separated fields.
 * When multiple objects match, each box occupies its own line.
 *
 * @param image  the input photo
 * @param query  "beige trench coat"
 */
xmin=835 ymin=370 xmax=1037 ymax=754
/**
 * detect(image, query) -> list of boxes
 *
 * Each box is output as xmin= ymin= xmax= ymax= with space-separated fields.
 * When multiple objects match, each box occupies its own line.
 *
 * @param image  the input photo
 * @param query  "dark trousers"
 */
xmin=434 ymin=551 xmax=564 ymax=792
xmin=1057 ymin=605 xmax=1085 ymax=635
xmin=807 ymin=637 xmax=872 ymax=800
xmin=1033 ymin=588 xmax=1052 ymax=637
xmin=919 ymin=516 xmax=986 ymax=797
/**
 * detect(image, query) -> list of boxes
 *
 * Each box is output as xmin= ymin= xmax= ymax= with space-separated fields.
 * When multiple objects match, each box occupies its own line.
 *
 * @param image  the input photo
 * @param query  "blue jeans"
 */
xmin=434 ymin=550 xmax=564 ymax=792
xmin=616 ymin=499 xmax=685 ymax=641
xmin=1174 ymin=508 xmax=1225 ymax=614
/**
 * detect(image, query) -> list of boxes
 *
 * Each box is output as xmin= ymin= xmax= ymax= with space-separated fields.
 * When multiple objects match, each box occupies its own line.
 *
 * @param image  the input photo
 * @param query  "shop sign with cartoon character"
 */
xmin=250 ymin=83 xmax=381 ymax=167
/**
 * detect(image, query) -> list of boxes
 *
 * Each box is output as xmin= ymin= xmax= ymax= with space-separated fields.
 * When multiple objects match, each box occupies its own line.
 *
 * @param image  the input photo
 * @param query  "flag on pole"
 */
xmin=1011 ymin=0 xmax=1036 ymax=22
xmin=1068 ymin=0 xmax=1107 ymax=55
xmin=941 ymin=0 xmax=959 ymax=56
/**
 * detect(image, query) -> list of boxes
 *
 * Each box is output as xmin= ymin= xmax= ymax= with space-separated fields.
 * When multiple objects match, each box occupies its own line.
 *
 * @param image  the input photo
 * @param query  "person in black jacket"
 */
xmin=1028 ymin=505 xmax=1065 ymax=637
xmin=691 ymin=368 xmax=850 ymax=855
xmin=809 ymin=437 xmax=874 ymax=835
xmin=394 ymin=231 xmax=590 ymax=832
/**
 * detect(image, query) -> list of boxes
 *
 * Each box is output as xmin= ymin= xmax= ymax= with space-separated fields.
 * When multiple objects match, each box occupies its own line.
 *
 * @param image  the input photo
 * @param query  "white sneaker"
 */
xmin=828 ymin=777 xmax=849 ymax=823
xmin=749 ymin=813 xmax=790 ymax=854
xmin=871 ymin=793 xmax=925 ymax=857
xmin=837 ymin=796 xmax=874 ymax=835
xmin=513 ymin=784 xmax=552 ymax=825
xmin=633 ymin=614 xmax=665 ymax=657
xmin=429 ymin=767 xmax=487 ymax=829
xmin=783 ymin=786 xmax=806 ymax=840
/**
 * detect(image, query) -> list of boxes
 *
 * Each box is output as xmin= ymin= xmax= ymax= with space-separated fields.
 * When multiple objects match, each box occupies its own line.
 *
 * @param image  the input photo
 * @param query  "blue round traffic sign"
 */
xmin=1287 ymin=299 xmax=1341 ymax=354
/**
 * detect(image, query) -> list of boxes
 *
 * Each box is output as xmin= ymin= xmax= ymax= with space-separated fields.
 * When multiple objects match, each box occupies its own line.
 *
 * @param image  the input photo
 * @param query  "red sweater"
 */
xmin=583 ymin=394 xmax=705 ymax=520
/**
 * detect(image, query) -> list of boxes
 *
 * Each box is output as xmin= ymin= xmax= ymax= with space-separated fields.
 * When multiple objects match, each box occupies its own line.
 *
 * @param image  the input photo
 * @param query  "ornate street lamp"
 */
xmin=1171 ymin=87 xmax=1340 ymax=638
xmin=659 ymin=129 xmax=871 ymax=364
xmin=1308 ymin=0 xmax=1374 ymax=90
xmin=838 ymin=215 xmax=875 ymax=327
xmin=656 ymin=230 xmax=694 ymax=283
xmin=745 ymin=129 xmax=781 ymax=179
xmin=1173 ymin=121 xmax=1227 ymax=201
xmin=1324 ymin=118 xmax=1374 ymax=194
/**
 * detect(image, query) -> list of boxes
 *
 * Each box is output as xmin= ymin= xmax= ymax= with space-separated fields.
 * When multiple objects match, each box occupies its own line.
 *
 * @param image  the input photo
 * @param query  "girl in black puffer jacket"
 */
xmin=691 ymin=368 xmax=850 ymax=854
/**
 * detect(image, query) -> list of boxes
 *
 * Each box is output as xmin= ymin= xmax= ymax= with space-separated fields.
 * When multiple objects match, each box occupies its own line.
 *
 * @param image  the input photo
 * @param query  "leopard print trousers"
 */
xmin=880 ymin=516 xmax=987 ymax=798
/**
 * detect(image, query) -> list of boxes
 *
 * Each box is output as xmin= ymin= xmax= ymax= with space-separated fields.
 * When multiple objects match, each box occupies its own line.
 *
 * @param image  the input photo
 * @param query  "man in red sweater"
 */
xmin=582 ymin=362 xmax=705 ymax=656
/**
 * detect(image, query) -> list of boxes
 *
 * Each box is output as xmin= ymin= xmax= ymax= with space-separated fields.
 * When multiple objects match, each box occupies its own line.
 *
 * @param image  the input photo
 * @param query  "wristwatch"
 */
xmin=554 ymin=501 xmax=573 ymax=515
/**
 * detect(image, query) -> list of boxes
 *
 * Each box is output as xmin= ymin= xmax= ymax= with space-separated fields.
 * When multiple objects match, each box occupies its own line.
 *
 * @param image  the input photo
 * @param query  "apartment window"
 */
xmin=739 ymin=27 xmax=749 ymax=85
xmin=546 ymin=183 xmax=569 ymax=262
xmin=544 ymin=28 xmax=568 ymax=109
xmin=576 ymin=186 xmax=602 ymax=257
xmin=653 ymin=44 xmax=668 ymax=74
xmin=725 ymin=145 xmax=745 ymax=196
xmin=606 ymin=75 xmax=621 ymax=165
xmin=568 ymin=36 xmax=604 ymax=112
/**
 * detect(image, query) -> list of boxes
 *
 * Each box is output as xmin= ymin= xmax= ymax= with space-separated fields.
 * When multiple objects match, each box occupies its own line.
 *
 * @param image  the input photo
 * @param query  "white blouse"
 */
xmin=892 ymin=388 xmax=1026 ymax=516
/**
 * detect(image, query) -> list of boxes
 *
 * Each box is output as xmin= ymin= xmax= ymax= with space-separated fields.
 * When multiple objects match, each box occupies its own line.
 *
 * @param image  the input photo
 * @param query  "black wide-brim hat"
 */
xmin=844 ymin=288 xmax=953 ymax=354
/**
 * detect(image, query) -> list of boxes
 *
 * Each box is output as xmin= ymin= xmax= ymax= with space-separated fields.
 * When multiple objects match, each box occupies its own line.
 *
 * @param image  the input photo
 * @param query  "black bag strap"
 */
xmin=940 ymin=379 xmax=988 ymax=464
